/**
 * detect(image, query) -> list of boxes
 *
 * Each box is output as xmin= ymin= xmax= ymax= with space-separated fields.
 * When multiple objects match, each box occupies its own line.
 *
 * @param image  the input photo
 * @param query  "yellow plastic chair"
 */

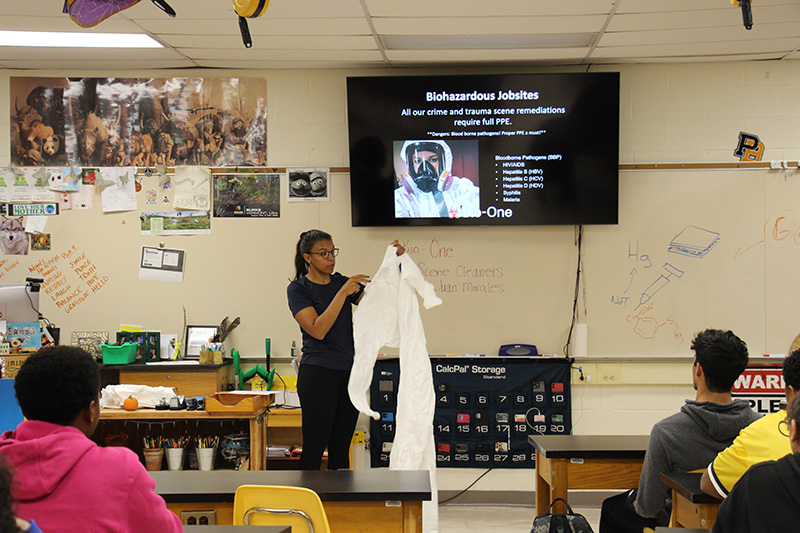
xmin=233 ymin=485 xmax=331 ymax=533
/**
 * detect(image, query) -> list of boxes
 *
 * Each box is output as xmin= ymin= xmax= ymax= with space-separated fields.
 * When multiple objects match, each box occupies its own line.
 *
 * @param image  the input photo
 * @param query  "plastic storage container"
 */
xmin=101 ymin=343 xmax=137 ymax=365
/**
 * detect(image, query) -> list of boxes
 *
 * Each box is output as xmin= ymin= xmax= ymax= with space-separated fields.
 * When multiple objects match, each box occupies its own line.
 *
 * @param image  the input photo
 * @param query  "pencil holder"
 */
xmin=197 ymin=447 xmax=216 ymax=471
xmin=165 ymin=447 xmax=186 ymax=471
xmin=143 ymin=448 xmax=164 ymax=471
xmin=199 ymin=350 xmax=223 ymax=365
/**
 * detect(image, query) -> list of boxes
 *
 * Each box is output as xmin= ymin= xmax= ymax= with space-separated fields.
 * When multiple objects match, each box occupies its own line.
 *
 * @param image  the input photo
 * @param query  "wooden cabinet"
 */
xmin=264 ymin=408 xmax=360 ymax=469
xmin=99 ymin=404 xmax=268 ymax=470
xmin=97 ymin=364 xmax=350 ymax=471
xmin=100 ymin=361 xmax=234 ymax=398
xmin=264 ymin=408 xmax=303 ymax=468
xmin=99 ymin=363 xmax=259 ymax=470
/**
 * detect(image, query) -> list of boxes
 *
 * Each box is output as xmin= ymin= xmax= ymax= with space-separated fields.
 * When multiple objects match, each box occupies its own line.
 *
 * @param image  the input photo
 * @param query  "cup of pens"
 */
xmin=143 ymin=436 xmax=165 ymax=471
xmin=199 ymin=342 xmax=224 ymax=365
xmin=165 ymin=436 xmax=189 ymax=471
xmin=196 ymin=436 xmax=219 ymax=471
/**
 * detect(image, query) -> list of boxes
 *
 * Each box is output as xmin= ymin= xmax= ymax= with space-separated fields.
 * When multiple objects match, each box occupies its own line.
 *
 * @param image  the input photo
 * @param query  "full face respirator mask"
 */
xmin=406 ymin=142 xmax=446 ymax=193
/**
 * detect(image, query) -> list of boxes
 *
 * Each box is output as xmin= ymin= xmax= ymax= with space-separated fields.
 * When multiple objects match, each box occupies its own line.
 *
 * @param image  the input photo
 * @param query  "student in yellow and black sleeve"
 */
xmin=701 ymin=349 xmax=800 ymax=498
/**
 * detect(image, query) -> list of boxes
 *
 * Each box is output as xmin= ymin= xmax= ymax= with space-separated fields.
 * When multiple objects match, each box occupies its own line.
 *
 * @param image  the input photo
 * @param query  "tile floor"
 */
xmin=438 ymin=503 xmax=601 ymax=532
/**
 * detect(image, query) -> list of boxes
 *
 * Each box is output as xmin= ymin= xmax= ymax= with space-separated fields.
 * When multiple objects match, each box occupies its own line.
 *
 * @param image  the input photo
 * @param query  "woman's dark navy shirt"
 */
xmin=287 ymin=273 xmax=364 ymax=371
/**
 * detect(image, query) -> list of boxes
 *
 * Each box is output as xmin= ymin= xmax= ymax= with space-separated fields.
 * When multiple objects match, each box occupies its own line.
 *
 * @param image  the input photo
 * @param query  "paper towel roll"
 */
xmin=573 ymin=323 xmax=588 ymax=357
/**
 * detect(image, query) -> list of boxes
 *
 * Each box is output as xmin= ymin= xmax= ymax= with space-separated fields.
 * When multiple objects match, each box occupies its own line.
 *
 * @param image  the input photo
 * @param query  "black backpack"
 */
xmin=531 ymin=498 xmax=594 ymax=533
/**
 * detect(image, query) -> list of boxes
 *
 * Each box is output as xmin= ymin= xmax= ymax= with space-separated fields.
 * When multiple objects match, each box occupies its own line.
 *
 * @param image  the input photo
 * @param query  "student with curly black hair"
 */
xmin=0 ymin=346 xmax=182 ymax=533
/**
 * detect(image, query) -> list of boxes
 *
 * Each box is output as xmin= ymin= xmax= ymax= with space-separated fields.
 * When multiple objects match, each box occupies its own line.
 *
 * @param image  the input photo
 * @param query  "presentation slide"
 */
xmin=347 ymin=73 xmax=619 ymax=227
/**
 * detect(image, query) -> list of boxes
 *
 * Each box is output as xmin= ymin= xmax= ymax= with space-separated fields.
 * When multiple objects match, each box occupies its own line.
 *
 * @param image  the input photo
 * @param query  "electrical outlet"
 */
xmin=180 ymin=510 xmax=217 ymax=526
xmin=582 ymin=363 xmax=595 ymax=383
xmin=597 ymin=364 xmax=621 ymax=384
xmin=571 ymin=363 xmax=595 ymax=384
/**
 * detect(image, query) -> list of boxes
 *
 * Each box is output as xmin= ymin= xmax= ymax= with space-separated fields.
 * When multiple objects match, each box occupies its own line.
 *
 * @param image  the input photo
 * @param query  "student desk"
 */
xmin=99 ymin=405 xmax=269 ymax=470
xmin=654 ymin=529 xmax=710 ymax=533
xmin=528 ymin=435 xmax=649 ymax=515
xmin=183 ymin=526 xmax=292 ymax=533
xmin=151 ymin=469 xmax=431 ymax=533
xmin=660 ymin=471 xmax=720 ymax=529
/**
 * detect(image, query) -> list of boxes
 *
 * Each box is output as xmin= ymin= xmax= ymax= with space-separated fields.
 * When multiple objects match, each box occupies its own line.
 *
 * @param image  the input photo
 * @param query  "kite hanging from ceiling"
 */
xmin=63 ymin=0 xmax=175 ymax=28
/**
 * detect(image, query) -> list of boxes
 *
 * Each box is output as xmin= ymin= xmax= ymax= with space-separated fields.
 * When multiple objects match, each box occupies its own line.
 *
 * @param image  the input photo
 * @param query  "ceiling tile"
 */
xmin=141 ymin=17 xmax=372 ymax=36
xmin=0 ymin=0 xmax=798 ymax=70
xmin=372 ymin=15 xmax=607 ymax=35
xmin=365 ymin=0 xmax=615 ymax=17
xmin=0 ymin=46 xmax=185 ymax=61
xmin=601 ymin=22 xmax=800 ymax=47
xmin=592 ymin=38 xmax=800 ymax=58
xmin=186 ymin=48 xmax=384 ymax=62
xmin=166 ymin=34 xmax=376 ymax=50
xmin=608 ymin=5 xmax=800 ymax=31
xmin=0 ymin=15 xmax=143 ymax=33
xmin=386 ymin=48 xmax=591 ymax=62
xmin=0 ymin=59 xmax=197 ymax=69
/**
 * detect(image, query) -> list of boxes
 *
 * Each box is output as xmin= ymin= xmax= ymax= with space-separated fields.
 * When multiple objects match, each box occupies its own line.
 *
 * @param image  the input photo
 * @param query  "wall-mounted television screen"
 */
xmin=347 ymin=72 xmax=619 ymax=227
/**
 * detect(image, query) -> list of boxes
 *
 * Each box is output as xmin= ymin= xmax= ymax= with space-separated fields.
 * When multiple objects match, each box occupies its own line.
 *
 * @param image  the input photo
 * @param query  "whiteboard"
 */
xmin=584 ymin=168 xmax=798 ymax=357
xmin=1 ymin=167 xmax=796 ymax=360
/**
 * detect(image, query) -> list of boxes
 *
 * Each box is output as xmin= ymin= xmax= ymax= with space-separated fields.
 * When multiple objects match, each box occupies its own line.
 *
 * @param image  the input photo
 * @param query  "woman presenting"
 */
xmin=287 ymin=229 xmax=403 ymax=470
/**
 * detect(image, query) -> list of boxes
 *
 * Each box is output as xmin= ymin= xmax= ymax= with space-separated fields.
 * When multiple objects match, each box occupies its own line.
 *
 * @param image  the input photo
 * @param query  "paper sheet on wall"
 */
xmin=24 ymin=216 xmax=47 ymax=234
xmin=139 ymin=246 xmax=185 ymax=283
xmin=61 ymin=166 xmax=81 ymax=192
xmin=99 ymin=167 xmax=137 ymax=212
xmin=173 ymin=166 xmax=211 ymax=211
xmin=0 ymin=169 xmax=11 ymax=203
xmin=9 ymin=169 xmax=32 ymax=203
xmin=31 ymin=168 xmax=58 ymax=202
xmin=75 ymin=183 xmax=94 ymax=210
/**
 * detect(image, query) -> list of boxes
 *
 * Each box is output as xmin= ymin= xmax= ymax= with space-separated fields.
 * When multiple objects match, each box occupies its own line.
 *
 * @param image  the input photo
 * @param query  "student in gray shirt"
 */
xmin=600 ymin=329 xmax=761 ymax=531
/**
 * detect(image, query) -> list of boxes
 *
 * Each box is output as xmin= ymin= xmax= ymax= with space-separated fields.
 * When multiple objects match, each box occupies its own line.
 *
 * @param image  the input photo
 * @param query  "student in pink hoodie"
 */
xmin=1 ymin=455 xmax=44 ymax=533
xmin=0 ymin=346 xmax=182 ymax=533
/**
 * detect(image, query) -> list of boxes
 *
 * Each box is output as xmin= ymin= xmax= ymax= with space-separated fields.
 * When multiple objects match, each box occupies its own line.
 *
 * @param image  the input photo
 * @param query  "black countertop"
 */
xmin=151 ymin=469 xmax=432 ymax=503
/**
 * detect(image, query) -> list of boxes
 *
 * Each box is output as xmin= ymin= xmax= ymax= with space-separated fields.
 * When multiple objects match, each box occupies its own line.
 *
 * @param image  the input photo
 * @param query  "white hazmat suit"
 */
xmin=349 ymin=245 xmax=442 ymax=533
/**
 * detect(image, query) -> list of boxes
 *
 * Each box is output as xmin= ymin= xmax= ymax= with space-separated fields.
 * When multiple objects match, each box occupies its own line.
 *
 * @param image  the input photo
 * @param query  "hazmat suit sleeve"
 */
xmin=348 ymin=246 xmax=402 ymax=419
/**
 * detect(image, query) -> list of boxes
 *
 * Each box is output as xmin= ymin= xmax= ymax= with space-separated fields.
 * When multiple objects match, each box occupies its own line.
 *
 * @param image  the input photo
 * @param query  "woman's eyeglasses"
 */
xmin=308 ymin=248 xmax=339 ymax=259
xmin=779 ymin=417 xmax=791 ymax=438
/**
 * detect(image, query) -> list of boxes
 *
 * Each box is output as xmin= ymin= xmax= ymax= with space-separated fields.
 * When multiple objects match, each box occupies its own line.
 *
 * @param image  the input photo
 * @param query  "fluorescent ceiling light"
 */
xmin=383 ymin=33 xmax=594 ymax=50
xmin=0 ymin=30 xmax=162 ymax=48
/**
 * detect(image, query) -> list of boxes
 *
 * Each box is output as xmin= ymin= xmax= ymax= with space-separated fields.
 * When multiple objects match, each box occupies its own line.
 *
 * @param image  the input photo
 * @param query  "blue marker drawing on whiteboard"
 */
xmin=668 ymin=225 xmax=720 ymax=258
xmin=623 ymin=268 xmax=637 ymax=294
xmin=636 ymin=263 xmax=684 ymax=309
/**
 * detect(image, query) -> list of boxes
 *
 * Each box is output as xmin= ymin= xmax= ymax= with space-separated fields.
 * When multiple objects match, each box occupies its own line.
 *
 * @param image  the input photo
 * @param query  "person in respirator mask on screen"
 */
xmin=394 ymin=140 xmax=480 ymax=218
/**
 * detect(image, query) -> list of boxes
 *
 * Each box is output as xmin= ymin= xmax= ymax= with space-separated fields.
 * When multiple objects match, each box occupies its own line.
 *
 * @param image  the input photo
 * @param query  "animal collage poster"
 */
xmin=10 ymin=77 xmax=267 ymax=169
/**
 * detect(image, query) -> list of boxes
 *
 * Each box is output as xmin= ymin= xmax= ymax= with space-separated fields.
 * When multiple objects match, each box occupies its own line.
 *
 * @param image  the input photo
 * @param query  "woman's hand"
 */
xmin=341 ymin=274 xmax=370 ymax=296
xmin=392 ymin=239 xmax=406 ymax=256
xmin=296 ymin=274 xmax=371 ymax=339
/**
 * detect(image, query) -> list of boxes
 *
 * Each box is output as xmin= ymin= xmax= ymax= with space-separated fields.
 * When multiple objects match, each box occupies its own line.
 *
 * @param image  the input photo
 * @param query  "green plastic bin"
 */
xmin=101 ymin=343 xmax=137 ymax=365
